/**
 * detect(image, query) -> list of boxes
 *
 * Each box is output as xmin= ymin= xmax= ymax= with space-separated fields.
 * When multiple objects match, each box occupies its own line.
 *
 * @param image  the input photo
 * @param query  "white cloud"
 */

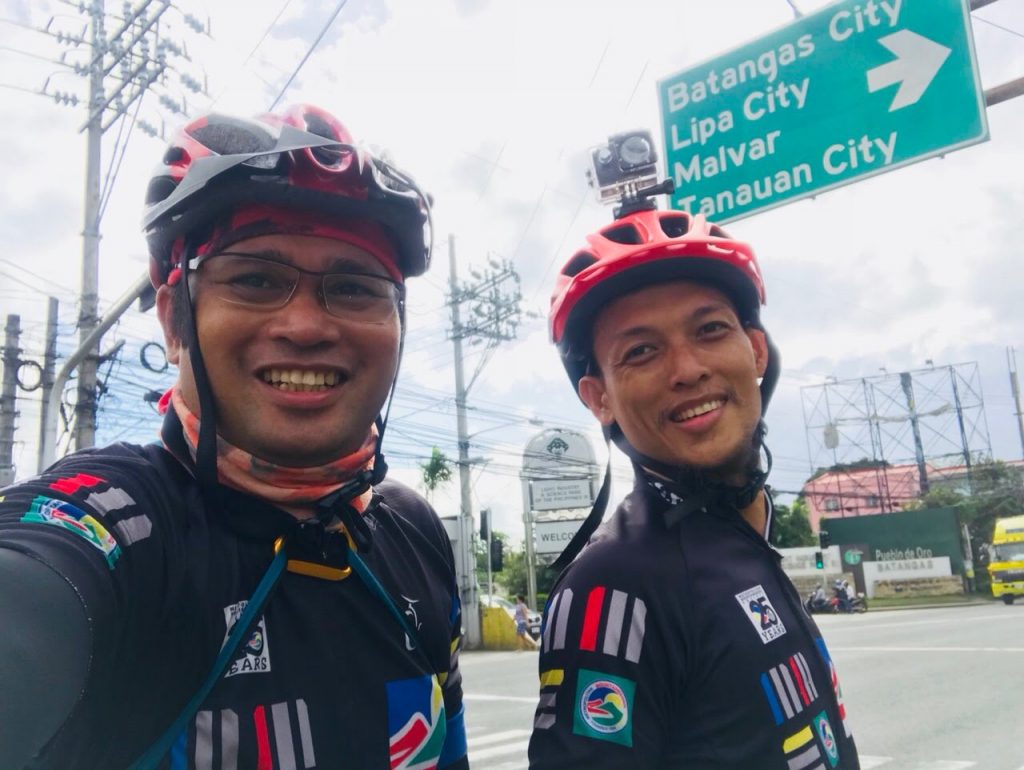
xmin=2 ymin=0 xmax=1023 ymax=512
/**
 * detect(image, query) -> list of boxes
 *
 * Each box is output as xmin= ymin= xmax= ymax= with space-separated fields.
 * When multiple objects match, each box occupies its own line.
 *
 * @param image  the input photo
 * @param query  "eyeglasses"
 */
xmin=189 ymin=253 xmax=403 ymax=322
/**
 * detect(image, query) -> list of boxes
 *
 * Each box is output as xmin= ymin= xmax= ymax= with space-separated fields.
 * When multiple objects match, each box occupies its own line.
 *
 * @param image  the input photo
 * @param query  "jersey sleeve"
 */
xmin=527 ymin=543 xmax=688 ymax=769
xmin=0 ymin=447 xmax=187 ymax=765
xmin=374 ymin=479 xmax=468 ymax=769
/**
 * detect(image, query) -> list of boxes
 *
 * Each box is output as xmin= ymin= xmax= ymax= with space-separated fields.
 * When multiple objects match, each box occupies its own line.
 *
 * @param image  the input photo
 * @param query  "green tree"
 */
xmin=911 ymin=461 xmax=1024 ymax=592
xmin=770 ymin=497 xmax=816 ymax=548
xmin=420 ymin=447 xmax=452 ymax=503
xmin=475 ymin=535 xmax=559 ymax=603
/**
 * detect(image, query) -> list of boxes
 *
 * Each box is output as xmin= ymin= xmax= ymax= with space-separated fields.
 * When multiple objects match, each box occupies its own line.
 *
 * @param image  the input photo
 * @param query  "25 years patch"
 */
xmin=735 ymin=584 xmax=787 ymax=643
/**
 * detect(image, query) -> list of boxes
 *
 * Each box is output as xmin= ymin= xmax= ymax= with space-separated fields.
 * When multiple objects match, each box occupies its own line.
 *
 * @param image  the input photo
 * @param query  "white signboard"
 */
xmin=531 ymin=478 xmax=593 ymax=512
xmin=861 ymin=556 xmax=951 ymax=598
xmin=522 ymin=429 xmax=599 ymax=478
xmin=535 ymin=519 xmax=587 ymax=555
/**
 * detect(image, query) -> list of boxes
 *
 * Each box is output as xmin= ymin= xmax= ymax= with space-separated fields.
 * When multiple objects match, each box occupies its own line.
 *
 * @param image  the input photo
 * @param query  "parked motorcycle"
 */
xmin=804 ymin=584 xmax=869 ymax=614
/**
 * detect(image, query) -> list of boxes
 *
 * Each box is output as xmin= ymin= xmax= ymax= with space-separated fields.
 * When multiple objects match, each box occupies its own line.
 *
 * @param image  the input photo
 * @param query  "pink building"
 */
xmin=800 ymin=459 xmax=1024 ymax=533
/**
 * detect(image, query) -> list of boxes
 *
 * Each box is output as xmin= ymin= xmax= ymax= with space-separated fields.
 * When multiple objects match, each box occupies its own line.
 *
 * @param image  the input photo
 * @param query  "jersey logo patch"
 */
xmin=222 ymin=600 xmax=272 ymax=677
xmin=760 ymin=652 xmax=819 ymax=725
xmin=533 ymin=668 xmax=563 ymax=730
xmin=543 ymin=586 xmax=647 ymax=663
xmin=813 ymin=710 xmax=840 ymax=767
xmin=572 ymin=669 xmax=635 ymax=747
xmin=386 ymin=674 xmax=447 ymax=770
xmin=735 ymin=584 xmax=787 ymax=643
xmin=21 ymin=495 xmax=120 ymax=568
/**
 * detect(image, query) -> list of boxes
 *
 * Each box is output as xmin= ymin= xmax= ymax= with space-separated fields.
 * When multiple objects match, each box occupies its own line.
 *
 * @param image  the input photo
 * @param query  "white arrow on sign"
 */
xmin=866 ymin=29 xmax=952 ymax=112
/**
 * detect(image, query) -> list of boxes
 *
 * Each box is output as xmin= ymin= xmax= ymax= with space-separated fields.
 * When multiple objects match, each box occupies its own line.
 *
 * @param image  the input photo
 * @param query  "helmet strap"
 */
xmin=179 ymin=239 xmax=221 ymax=489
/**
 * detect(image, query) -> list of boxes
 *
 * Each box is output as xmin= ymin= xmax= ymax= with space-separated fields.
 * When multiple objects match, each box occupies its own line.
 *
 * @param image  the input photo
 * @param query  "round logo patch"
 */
xmin=580 ymin=680 xmax=629 ymax=734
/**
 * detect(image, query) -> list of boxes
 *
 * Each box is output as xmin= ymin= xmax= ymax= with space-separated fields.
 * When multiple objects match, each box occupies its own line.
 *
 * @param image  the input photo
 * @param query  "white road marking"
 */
xmin=817 ymin=612 xmax=1023 ymax=632
xmin=469 ymin=740 xmax=531 ymax=762
xmin=463 ymin=693 xmax=538 ymax=703
xmin=830 ymin=645 xmax=1024 ymax=653
xmin=858 ymin=756 xmax=893 ymax=769
xmin=908 ymin=762 xmax=976 ymax=770
xmin=467 ymin=729 xmax=531 ymax=748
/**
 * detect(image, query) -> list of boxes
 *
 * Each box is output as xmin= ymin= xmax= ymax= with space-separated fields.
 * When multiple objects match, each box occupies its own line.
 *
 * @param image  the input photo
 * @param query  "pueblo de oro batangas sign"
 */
xmin=657 ymin=0 xmax=988 ymax=223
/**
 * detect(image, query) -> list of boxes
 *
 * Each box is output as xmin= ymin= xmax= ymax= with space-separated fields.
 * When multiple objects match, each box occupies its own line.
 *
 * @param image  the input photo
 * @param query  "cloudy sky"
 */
xmin=2 ymin=0 xmax=1023 ymax=541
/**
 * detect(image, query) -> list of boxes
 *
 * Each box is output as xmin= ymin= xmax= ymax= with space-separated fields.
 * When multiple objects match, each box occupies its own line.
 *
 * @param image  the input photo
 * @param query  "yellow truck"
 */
xmin=989 ymin=515 xmax=1024 ymax=605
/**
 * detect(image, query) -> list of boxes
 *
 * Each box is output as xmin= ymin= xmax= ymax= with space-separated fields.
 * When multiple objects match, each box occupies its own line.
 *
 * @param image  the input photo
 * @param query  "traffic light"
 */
xmin=480 ymin=508 xmax=491 ymax=541
xmin=819 ymin=529 xmax=831 ymax=549
xmin=814 ymin=551 xmax=824 ymax=569
xmin=490 ymin=539 xmax=504 ymax=572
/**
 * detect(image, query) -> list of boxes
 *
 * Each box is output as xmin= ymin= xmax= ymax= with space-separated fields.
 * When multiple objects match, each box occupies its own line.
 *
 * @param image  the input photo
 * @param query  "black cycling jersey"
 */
xmin=0 ymin=409 xmax=467 ymax=770
xmin=528 ymin=472 xmax=859 ymax=769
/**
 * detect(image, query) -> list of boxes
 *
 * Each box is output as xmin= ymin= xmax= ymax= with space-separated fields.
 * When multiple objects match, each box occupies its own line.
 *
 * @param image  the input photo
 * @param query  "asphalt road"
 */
xmin=459 ymin=602 xmax=1024 ymax=769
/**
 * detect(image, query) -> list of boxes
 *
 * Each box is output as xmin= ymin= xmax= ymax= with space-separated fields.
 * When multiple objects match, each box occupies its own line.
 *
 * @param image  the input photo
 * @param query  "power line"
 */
xmin=268 ymin=0 xmax=349 ymax=110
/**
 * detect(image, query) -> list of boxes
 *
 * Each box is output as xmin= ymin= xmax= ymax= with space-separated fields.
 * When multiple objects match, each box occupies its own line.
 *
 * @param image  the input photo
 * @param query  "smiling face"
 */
xmin=157 ymin=233 xmax=402 ymax=467
xmin=578 ymin=281 xmax=768 ymax=483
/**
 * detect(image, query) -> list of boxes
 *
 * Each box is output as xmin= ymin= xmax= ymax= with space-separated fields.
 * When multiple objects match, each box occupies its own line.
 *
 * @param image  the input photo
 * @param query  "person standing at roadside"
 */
xmin=528 ymin=202 xmax=859 ymax=768
xmin=0 ymin=105 xmax=468 ymax=770
xmin=516 ymin=594 xmax=540 ymax=651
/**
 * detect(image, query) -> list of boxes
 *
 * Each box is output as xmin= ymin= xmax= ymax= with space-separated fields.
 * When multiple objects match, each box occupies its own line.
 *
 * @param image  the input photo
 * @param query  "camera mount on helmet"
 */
xmin=586 ymin=129 xmax=676 ymax=219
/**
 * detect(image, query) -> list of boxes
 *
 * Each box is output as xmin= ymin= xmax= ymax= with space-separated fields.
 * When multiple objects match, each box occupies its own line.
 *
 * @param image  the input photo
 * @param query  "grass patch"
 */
xmin=870 ymin=594 xmax=986 ymax=609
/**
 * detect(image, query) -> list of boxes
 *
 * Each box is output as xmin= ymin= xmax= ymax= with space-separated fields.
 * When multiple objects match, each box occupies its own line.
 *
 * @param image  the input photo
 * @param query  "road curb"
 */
xmin=867 ymin=599 xmax=995 ymax=612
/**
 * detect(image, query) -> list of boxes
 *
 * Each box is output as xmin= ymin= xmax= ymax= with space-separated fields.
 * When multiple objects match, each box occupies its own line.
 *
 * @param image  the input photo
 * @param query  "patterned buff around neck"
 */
xmin=168 ymin=388 xmax=376 ymax=511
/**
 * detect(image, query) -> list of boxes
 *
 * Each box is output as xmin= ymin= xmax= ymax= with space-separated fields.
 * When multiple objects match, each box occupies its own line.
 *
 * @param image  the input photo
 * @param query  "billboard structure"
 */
xmin=801 ymin=362 xmax=991 ymax=526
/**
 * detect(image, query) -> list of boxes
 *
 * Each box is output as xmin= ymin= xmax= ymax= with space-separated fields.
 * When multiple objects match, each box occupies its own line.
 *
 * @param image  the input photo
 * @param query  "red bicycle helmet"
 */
xmin=143 ymin=104 xmax=431 ymax=286
xmin=550 ymin=208 xmax=767 ymax=390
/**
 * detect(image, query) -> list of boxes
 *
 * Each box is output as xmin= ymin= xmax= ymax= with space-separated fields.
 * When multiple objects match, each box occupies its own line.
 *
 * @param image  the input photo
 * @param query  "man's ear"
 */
xmin=578 ymin=374 xmax=615 ymax=426
xmin=155 ymin=285 xmax=183 ymax=366
xmin=746 ymin=327 xmax=769 ymax=378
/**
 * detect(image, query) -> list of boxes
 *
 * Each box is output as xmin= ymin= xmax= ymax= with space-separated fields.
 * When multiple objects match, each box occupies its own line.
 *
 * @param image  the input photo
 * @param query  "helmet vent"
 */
xmin=191 ymin=119 xmax=275 ymax=155
xmin=709 ymin=224 xmax=729 ymax=238
xmin=659 ymin=214 xmax=691 ymax=238
xmin=145 ymin=176 xmax=178 ymax=206
xmin=602 ymin=223 xmax=642 ymax=245
xmin=162 ymin=147 xmax=185 ymax=165
xmin=303 ymin=112 xmax=344 ymax=167
xmin=562 ymin=252 xmax=598 ymax=277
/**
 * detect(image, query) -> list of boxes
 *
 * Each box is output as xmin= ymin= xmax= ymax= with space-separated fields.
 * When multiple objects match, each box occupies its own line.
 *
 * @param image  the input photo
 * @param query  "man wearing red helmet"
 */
xmin=0 ymin=106 xmax=468 ymax=769
xmin=528 ymin=209 xmax=859 ymax=768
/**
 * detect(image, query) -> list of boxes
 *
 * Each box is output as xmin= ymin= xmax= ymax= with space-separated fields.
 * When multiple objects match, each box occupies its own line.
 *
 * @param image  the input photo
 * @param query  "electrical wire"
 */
xmin=268 ymin=0 xmax=350 ymax=111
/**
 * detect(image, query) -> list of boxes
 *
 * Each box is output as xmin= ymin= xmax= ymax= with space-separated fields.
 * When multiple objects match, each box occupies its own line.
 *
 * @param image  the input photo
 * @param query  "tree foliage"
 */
xmin=420 ymin=447 xmax=453 ymax=501
xmin=910 ymin=461 xmax=1024 ymax=591
xmin=475 ymin=533 xmax=559 ymax=602
xmin=770 ymin=497 xmax=816 ymax=548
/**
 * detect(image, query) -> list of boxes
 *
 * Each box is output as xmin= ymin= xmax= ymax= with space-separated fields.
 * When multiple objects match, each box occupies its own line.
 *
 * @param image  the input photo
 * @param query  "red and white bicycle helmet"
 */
xmin=143 ymin=103 xmax=431 ymax=286
xmin=550 ymin=208 xmax=768 ymax=392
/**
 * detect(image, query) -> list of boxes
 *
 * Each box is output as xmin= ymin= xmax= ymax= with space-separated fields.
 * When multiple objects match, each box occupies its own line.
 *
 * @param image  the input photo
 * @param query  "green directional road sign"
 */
xmin=657 ymin=0 xmax=988 ymax=223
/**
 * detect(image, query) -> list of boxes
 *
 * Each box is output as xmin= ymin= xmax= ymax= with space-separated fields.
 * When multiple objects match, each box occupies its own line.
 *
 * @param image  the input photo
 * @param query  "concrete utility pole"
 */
xmin=1009 ymin=347 xmax=1024 ymax=460
xmin=448 ymin=236 xmax=478 ymax=647
xmin=76 ymin=1 xmax=106 ymax=451
xmin=36 ymin=298 xmax=59 ymax=474
xmin=447 ymin=235 xmax=524 ymax=647
xmin=17 ymin=0 xmax=210 ymax=451
xmin=0 ymin=316 xmax=23 ymax=487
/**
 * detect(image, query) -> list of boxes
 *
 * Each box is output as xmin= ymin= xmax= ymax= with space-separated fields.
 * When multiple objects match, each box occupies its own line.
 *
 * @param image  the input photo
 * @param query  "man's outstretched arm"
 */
xmin=0 ymin=547 xmax=92 ymax=768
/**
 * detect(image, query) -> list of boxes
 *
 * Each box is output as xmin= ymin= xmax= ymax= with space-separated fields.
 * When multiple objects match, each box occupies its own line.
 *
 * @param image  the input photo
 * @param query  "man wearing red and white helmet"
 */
xmin=0 ymin=106 xmax=468 ymax=769
xmin=528 ymin=207 xmax=860 ymax=768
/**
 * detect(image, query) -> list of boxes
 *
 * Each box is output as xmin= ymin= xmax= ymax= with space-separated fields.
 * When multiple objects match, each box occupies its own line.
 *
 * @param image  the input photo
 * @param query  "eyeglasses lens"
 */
xmin=201 ymin=255 xmax=399 ymax=321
